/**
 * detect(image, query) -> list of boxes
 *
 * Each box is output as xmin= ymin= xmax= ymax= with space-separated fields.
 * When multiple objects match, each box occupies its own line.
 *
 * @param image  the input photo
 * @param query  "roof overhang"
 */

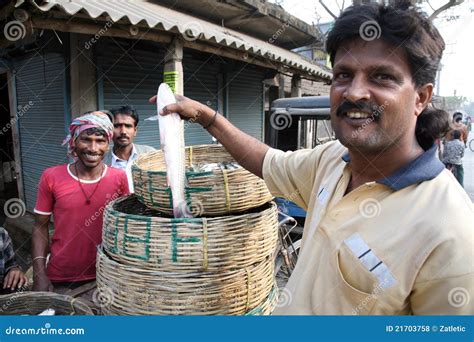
xmin=6 ymin=0 xmax=331 ymax=81
xmin=154 ymin=0 xmax=322 ymax=49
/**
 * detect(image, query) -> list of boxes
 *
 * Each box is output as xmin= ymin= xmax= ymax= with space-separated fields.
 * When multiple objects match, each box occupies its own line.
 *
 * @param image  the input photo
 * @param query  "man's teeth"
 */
xmin=84 ymin=153 xmax=101 ymax=161
xmin=346 ymin=112 xmax=371 ymax=119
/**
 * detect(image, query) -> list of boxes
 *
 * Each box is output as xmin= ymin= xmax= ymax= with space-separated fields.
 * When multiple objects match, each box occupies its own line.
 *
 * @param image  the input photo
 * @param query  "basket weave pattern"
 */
xmin=132 ymin=145 xmax=273 ymax=216
xmin=0 ymin=292 xmax=93 ymax=315
xmin=97 ymin=145 xmax=278 ymax=315
xmin=97 ymin=247 xmax=275 ymax=315
xmin=102 ymin=196 xmax=278 ymax=271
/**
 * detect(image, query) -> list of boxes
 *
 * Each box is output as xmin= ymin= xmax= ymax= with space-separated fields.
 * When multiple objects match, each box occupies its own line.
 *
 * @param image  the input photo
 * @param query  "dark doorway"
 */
xmin=0 ymin=74 xmax=18 ymax=200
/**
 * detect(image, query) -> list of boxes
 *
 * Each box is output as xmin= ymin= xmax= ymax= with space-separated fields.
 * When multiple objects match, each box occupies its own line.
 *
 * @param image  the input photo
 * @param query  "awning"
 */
xmin=19 ymin=0 xmax=332 ymax=80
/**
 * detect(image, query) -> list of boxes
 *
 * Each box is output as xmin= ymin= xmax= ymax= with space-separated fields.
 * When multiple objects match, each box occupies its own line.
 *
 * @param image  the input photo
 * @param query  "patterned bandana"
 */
xmin=63 ymin=111 xmax=114 ymax=156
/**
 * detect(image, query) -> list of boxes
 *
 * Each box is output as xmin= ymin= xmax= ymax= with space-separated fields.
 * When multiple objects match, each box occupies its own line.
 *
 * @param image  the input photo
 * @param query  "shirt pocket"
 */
xmin=336 ymin=242 xmax=379 ymax=314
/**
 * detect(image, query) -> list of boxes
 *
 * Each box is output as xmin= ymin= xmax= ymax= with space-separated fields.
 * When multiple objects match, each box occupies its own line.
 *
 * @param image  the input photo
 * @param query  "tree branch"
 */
xmin=429 ymin=0 xmax=463 ymax=20
xmin=319 ymin=0 xmax=338 ymax=20
xmin=426 ymin=0 xmax=436 ymax=12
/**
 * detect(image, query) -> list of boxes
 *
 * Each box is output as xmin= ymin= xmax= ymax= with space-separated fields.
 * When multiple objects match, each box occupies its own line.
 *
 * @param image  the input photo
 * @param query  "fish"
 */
xmin=38 ymin=308 xmax=55 ymax=316
xmin=156 ymin=83 xmax=191 ymax=218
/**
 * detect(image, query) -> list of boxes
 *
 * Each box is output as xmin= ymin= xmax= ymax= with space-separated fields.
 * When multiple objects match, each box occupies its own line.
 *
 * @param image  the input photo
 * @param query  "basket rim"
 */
xmin=131 ymin=144 xmax=242 ymax=175
xmin=106 ymin=195 xmax=276 ymax=222
xmin=0 ymin=292 xmax=94 ymax=315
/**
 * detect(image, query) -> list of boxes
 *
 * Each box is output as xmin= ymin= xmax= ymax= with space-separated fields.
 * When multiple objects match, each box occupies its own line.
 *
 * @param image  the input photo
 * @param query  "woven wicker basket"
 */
xmin=245 ymin=284 xmax=278 ymax=315
xmin=132 ymin=144 xmax=273 ymax=216
xmin=97 ymin=247 xmax=275 ymax=315
xmin=102 ymin=195 xmax=278 ymax=272
xmin=0 ymin=292 xmax=93 ymax=315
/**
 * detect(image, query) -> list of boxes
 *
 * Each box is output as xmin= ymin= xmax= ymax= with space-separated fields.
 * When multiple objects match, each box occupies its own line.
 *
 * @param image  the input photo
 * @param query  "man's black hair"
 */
xmin=452 ymin=130 xmax=461 ymax=140
xmin=110 ymin=105 xmax=139 ymax=127
xmin=326 ymin=1 xmax=450 ymax=150
xmin=82 ymin=127 xmax=108 ymax=139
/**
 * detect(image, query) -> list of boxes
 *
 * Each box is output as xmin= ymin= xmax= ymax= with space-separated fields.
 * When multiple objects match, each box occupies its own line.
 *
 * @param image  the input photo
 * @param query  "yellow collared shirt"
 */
xmin=264 ymin=141 xmax=473 ymax=315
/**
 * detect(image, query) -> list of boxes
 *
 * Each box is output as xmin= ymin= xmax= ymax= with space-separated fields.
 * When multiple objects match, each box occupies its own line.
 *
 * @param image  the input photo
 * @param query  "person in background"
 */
xmin=445 ymin=112 xmax=468 ymax=146
xmin=105 ymin=105 xmax=155 ymax=192
xmin=32 ymin=111 xmax=129 ymax=301
xmin=442 ymin=130 xmax=465 ymax=186
xmin=0 ymin=228 xmax=28 ymax=293
xmin=0 ymin=202 xmax=28 ymax=293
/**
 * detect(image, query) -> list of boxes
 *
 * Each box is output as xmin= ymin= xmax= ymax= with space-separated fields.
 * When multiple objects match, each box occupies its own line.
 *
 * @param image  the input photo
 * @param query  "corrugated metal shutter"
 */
xmin=97 ymin=39 xmax=165 ymax=148
xmin=98 ymin=41 xmax=219 ymax=148
xmin=228 ymin=67 xmax=265 ymax=140
xmin=182 ymin=52 xmax=218 ymax=145
xmin=15 ymin=54 xmax=68 ymax=210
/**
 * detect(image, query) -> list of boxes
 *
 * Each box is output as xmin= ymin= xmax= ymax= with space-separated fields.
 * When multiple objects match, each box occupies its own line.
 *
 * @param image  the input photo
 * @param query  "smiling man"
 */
xmin=105 ymin=105 xmax=155 ymax=192
xmin=150 ymin=2 xmax=473 ymax=315
xmin=32 ymin=111 xmax=129 ymax=298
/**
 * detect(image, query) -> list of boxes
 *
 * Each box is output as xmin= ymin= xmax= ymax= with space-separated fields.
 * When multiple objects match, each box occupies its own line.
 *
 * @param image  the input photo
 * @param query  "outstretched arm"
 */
xmin=150 ymin=95 xmax=269 ymax=178
xmin=32 ymin=214 xmax=53 ymax=292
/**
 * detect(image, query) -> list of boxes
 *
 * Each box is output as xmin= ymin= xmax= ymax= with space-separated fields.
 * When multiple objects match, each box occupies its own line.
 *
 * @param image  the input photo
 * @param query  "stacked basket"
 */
xmin=97 ymin=144 xmax=278 ymax=315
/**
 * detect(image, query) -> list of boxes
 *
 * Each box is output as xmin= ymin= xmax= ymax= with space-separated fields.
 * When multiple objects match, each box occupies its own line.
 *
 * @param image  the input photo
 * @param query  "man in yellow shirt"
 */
xmin=152 ymin=2 xmax=473 ymax=315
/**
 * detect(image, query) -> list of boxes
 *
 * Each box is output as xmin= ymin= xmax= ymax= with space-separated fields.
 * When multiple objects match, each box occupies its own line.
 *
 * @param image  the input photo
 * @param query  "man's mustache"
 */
xmin=335 ymin=100 xmax=383 ymax=121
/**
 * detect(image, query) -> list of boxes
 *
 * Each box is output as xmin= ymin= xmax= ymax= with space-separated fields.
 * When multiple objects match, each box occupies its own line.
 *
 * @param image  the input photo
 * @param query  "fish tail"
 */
xmin=173 ymin=201 xmax=192 ymax=218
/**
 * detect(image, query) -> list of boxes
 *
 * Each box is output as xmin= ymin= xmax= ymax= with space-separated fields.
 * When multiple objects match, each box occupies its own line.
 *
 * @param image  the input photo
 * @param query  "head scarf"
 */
xmin=63 ymin=111 xmax=114 ymax=156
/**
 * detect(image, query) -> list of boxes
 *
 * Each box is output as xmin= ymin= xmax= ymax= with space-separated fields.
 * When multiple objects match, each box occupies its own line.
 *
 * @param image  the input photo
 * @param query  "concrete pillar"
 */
xmin=164 ymin=37 xmax=184 ymax=95
xmin=278 ymin=73 xmax=285 ymax=99
xmin=291 ymin=74 xmax=302 ymax=98
xmin=70 ymin=33 xmax=97 ymax=117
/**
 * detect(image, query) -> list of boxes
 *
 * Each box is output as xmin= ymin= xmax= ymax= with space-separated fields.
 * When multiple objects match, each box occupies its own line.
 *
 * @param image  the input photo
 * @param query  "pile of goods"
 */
xmin=96 ymin=84 xmax=277 ymax=315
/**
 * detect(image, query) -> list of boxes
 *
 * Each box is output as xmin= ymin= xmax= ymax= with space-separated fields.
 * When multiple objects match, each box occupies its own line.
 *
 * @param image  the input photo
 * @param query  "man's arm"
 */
xmin=150 ymin=95 xmax=269 ymax=178
xmin=31 ymin=214 xmax=53 ymax=292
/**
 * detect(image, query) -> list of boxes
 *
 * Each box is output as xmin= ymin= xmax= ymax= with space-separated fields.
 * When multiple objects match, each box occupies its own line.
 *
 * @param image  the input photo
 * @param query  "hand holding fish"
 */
xmin=149 ymin=94 xmax=216 ymax=128
xmin=149 ymin=92 xmax=269 ymax=178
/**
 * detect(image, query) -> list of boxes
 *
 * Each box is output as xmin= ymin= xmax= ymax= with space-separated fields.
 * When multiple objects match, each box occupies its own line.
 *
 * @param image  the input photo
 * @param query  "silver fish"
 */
xmin=156 ymin=83 xmax=190 ymax=218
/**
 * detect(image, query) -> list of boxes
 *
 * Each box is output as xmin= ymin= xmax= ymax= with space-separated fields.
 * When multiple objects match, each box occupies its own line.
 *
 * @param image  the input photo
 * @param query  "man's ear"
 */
xmin=415 ymin=83 xmax=433 ymax=117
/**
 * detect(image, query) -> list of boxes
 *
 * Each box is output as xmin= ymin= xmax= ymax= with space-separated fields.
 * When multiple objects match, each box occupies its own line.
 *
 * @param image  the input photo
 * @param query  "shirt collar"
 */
xmin=341 ymin=144 xmax=444 ymax=191
xmin=112 ymin=144 xmax=138 ymax=162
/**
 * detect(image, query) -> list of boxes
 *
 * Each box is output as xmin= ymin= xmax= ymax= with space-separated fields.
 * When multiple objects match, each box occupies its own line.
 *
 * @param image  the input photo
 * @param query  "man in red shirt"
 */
xmin=32 ymin=111 xmax=129 ymax=298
